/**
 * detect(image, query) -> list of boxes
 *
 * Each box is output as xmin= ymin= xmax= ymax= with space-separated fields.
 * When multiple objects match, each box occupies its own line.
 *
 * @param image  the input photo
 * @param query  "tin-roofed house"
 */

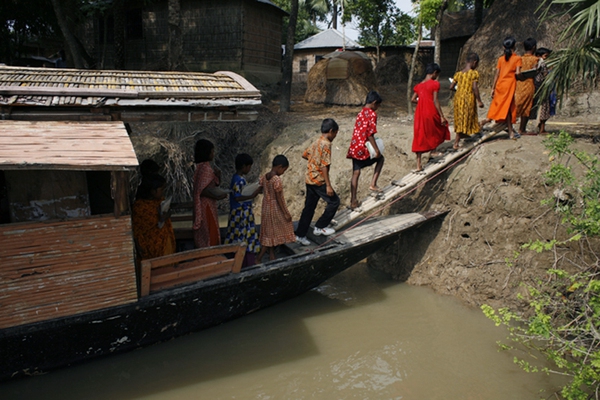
xmin=77 ymin=0 xmax=286 ymax=84
xmin=293 ymin=29 xmax=361 ymax=82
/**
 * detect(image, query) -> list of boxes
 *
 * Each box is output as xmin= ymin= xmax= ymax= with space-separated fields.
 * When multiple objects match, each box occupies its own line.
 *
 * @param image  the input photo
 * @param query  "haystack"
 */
xmin=375 ymin=55 xmax=409 ymax=85
xmin=305 ymin=51 xmax=377 ymax=106
xmin=459 ymin=0 xmax=568 ymax=88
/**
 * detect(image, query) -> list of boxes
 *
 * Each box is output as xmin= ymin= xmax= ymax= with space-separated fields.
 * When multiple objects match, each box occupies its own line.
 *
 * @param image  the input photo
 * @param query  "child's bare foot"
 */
xmin=453 ymin=142 xmax=462 ymax=150
xmin=369 ymin=186 xmax=383 ymax=193
xmin=350 ymin=201 xmax=362 ymax=211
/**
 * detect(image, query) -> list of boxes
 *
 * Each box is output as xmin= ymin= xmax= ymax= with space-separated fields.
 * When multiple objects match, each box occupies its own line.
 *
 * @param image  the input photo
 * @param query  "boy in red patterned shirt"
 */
xmin=295 ymin=118 xmax=340 ymax=245
xmin=347 ymin=91 xmax=384 ymax=210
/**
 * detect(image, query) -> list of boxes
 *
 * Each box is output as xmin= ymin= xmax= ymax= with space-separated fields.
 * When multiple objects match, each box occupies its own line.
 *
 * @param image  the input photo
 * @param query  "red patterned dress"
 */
xmin=259 ymin=174 xmax=295 ymax=247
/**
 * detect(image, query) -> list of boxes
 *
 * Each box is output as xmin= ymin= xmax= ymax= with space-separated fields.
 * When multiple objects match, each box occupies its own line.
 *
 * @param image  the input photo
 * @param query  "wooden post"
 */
xmin=111 ymin=171 xmax=130 ymax=218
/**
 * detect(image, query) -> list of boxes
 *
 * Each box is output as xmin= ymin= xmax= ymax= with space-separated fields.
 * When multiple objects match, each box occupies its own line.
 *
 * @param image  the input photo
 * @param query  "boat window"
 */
xmin=0 ymin=171 xmax=9 ymax=224
xmin=86 ymin=171 xmax=115 ymax=215
xmin=1 ymin=170 xmax=91 ymax=223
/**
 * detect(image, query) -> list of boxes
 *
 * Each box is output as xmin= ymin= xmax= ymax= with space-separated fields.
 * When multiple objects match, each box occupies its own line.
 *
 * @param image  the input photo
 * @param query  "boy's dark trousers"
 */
xmin=296 ymin=183 xmax=340 ymax=237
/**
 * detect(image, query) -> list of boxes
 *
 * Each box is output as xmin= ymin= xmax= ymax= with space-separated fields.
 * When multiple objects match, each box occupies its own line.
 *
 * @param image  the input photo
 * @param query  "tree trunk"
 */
xmin=332 ymin=3 xmax=338 ymax=30
xmin=113 ymin=0 xmax=125 ymax=69
xmin=474 ymin=0 xmax=484 ymax=29
xmin=434 ymin=0 xmax=448 ymax=66
xmin=168 ymin=0 xmax=183 ymax=70
xmin=280 ymin=0 xmax=299 ymax=112
xmin=50 ymin=0 xmax=85 ymax=68
xmin=407 ymin=19 xmax=423 ymax=115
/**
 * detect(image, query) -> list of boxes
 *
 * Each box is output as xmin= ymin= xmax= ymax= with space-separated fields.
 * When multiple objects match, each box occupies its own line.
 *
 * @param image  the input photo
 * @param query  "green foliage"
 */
xmin=538 ymin=0 xmax=600 ymax=103
xmin=348 ymin=0 xmax=416 ymax=47
xmin=483 ymin=131 xmax=600 ymax=399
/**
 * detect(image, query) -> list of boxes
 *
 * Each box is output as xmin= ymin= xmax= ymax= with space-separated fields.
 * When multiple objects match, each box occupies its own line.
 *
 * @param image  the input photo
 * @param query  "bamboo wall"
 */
xmin=0 ymin=215 xmax=137 ymax=329
xmin=81 ymin=0 xmax=284 ymax=83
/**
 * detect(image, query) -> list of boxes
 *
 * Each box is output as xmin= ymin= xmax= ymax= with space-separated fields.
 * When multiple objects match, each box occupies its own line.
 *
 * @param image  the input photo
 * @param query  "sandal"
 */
xmin=430 ymin=152 xmax=444 ymax=158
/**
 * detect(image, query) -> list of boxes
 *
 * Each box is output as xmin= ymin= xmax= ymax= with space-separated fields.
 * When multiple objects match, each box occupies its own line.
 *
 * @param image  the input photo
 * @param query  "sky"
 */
xmin=341 ymin=0 xmax=415 ymax=41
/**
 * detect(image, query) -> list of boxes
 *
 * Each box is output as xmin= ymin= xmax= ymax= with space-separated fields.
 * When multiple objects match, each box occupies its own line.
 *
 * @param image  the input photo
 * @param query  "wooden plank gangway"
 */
xmin=332 ymin=124 xmax=507 ymax=230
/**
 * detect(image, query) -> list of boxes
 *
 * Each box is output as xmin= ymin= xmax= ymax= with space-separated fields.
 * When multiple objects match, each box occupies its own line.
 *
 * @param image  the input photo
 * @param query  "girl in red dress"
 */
xmin=411 ymin=63 xmax=450 ymax=171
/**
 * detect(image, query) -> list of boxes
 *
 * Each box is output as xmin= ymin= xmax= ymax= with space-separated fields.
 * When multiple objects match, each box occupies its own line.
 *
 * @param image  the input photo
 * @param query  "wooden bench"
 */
xmin=140 ymin=243 xmax=245 ymax=297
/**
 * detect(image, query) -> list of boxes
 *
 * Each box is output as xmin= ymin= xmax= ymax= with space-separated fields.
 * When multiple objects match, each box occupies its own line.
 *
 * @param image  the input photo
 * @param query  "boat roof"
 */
xmin=0 ymin=120 xmax=138 ymax=171
xmin=0 ymin=67 xmax=262 ymax=122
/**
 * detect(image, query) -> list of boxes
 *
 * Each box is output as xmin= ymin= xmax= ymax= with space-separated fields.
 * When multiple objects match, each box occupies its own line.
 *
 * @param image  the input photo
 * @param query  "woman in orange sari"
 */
xmin=132 ymin=173 xmax=176 ymax=260
xmin=193 ymin=139 xmax=227 ymax=248
xmin=483 ymin=36 xmax=522 ymax=140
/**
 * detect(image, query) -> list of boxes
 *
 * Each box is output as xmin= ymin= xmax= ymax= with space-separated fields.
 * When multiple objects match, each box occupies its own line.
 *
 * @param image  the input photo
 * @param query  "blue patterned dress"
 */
xmin=223 ymin=174 xmax=260 ymax=254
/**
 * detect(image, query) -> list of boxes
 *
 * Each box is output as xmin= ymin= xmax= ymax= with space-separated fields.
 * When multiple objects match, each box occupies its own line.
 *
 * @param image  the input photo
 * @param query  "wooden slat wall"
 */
xmin=0 ymin=215 xmax=138 ymax=329
xmin=0 ymin=120 xmax=138 ymax=170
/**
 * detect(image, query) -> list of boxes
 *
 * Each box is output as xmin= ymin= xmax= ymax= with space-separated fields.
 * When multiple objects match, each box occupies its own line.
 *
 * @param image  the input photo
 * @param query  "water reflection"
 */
xmin=1 ymin=263 xmax=563 ymax=400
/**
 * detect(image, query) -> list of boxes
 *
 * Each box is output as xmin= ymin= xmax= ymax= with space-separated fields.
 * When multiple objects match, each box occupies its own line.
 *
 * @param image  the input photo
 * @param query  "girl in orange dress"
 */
xmin=193 ymin=139 xmax=227 ymax=248
xmin=256 ymin=155 xmax=296 ymax=262
xmin=515 ymin=37 xmax=539 ymax=135
xmin=483 ymin=36 xmax=522 ymax=140
xmin=132 ymin=173 xmax=176 ymax=261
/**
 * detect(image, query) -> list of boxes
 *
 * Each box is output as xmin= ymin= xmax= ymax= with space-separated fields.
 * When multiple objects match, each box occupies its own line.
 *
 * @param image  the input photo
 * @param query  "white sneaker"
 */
xmin=313 ymin=226 xmax=335 ymax=236
xmin=296 ymin=236 xmax=311 ymax=246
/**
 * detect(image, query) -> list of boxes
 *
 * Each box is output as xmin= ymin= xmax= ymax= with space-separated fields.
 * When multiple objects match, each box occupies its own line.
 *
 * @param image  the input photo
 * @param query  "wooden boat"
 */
xmin=0 ymin=120 xmax=447 ymax=381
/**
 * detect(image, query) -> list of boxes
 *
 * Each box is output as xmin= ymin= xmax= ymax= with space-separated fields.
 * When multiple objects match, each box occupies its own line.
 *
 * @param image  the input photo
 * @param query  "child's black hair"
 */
xmin=535 ymin=47 xmax=552 ymax=57
xmin=194 ymin=139 xmax=214 ymax=163
xmin=466 ymin=52 xmax=480 ymax=63
xmin=321 ymin=118 xmax=339 ymax=133
xmin=365 ymin=90 xmax=383 ymax=105
xmin=503 ymin=36 xmax=516 ymax=61
xmin=136 ymin=173 xmax=166 ymax=200
xmin=272 ymin=154 xmax=289 ymax=168
xmin=523 ymin=37 xmax=537 ymax=52
xmin=425 ymin=63 xmax=441 ymax=75
xmin=235 ymin=153 xmax=253 ymax=170
xmin=140 ymin=159 xmax=160 ymax=177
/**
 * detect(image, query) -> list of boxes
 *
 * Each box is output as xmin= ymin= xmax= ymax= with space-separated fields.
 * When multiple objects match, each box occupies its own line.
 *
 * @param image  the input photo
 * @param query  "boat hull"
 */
xmin=0 ymin=211 xmax=444 ymax=380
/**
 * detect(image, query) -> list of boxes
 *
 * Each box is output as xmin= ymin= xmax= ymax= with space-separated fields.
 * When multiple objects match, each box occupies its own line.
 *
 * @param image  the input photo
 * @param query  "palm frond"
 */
xmin=538 ymin=43 xmax=600 ymax=103
xmin=554 ymin=0 xmax=600 ymax=41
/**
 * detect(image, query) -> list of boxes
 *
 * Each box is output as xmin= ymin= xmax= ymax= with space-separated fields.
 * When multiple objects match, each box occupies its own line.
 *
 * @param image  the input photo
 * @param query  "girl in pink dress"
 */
xmin=256 ymin=155 xmax=296 ymax=262
xmin=411 ymin=63 xmax=450 ymax=171
xmin=193 ymin=139 xmax=227 ymax=248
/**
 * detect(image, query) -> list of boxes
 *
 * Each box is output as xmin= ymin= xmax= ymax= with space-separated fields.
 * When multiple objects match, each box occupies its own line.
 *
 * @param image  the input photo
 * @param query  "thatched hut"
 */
xmin=304 ymin=51 xmax=376 ymax=106
xmin=459 ymin=0 xmax=567 ymax=88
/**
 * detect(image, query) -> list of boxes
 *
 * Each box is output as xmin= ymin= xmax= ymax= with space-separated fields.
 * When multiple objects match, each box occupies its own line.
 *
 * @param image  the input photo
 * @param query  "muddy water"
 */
xmin=1 ymin=263 xmax=563 ymax=400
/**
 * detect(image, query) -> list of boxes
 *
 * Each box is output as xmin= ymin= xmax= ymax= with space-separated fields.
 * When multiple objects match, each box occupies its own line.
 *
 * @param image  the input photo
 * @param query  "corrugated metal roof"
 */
xmin=0 ymin=66 xmax=262 ymax=109
xmin=294 ymin=29 xmax=361 ymax=50
xmin=0 ymin=120 xmax=139 ymax=170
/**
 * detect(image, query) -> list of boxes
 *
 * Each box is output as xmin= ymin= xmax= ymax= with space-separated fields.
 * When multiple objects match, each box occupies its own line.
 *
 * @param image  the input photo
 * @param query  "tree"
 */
xmin=50 ymin=0 xmax=85 ymax=68
xmin=348 ymin=0 xmax=403 ymax=62
xmin=280 ymin=0 xmax=299 ymax=112
xmin=0 ymin=0 xmax=58 ymax=64
xmin=538 ymin=0 xmax=600 ymax=104
xmin=167 ymin=0 xmax=183 ymax=70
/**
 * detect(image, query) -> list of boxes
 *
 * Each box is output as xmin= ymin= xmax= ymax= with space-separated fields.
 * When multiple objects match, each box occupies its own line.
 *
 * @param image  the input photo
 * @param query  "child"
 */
xmin=224 ymin=153 xmax=262 ymax=267
xmin=295 ymin=118 xmax=341 ymax=245
xmin=534 ymin=47 xmax=555 ymax=134
xmin=193 ymin=139 xmax=227 ymax=248
xmin=515 ymin=37 xmax=539 ymax=135
xmin=482 ymin=36 xmax=522 ymax=140
xmin=347 ymin=91 xmax=385 ymax=210
xmin=132 ymin=173 xmax=176 ymax=261
xmin=257 ymin=155 xmax=296 ymax=262
xmin=450 ymin=52 xmax=484 ymax=150
xmin=411 ymin=63 xmax=450 ymax=172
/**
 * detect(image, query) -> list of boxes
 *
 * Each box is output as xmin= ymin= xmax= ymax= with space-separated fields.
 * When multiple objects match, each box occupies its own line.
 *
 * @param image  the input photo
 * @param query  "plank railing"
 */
xmin=140 ymin=243 xmax=245 ymax=297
